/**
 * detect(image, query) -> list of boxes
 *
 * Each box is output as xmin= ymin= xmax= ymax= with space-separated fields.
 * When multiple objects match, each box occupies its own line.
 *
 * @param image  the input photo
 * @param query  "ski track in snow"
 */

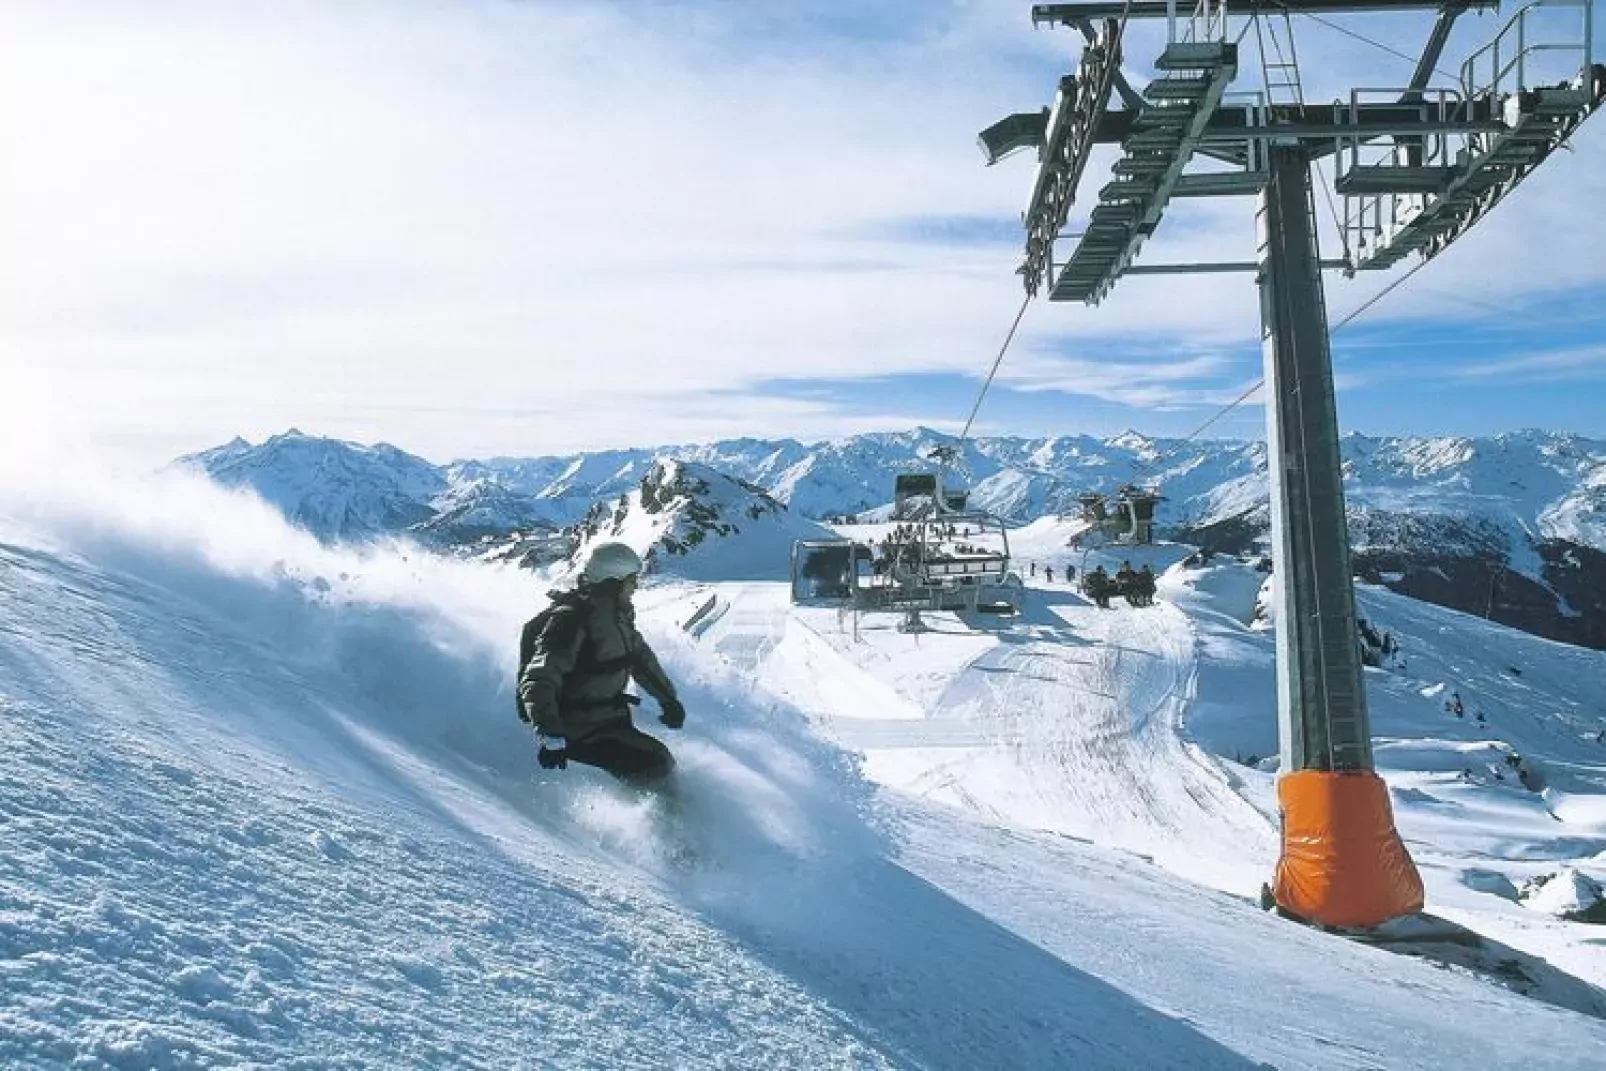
xmin=724 ymin=575 xmax=1274 ymax=886
xmin=4 ymin=494 xmax=1606 ymax=1068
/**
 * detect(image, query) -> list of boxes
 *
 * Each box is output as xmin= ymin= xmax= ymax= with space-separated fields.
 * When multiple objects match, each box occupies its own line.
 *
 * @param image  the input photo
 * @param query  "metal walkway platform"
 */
xmin=1050 ymin=41 xmax=1237 ymax=303
xmin=1348 ymin=69 xmax=1606 ymax=270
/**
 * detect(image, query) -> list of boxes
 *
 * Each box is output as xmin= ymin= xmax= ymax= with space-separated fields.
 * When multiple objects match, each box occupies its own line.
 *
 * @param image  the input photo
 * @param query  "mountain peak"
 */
xmin=1105 ymin=429 xmax=1155 ymax=455
xmin=568 ymin=456 xmax=829 ymax=581
xmin=181 ymin=430 xmax=446 ymax=543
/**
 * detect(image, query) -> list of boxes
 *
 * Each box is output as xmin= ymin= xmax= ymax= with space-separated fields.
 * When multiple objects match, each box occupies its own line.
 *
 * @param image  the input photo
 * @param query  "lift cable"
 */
xmin=957 ymin=0 xmax=1142 ymax=459
xmin=1330 ymin=253 xmax=1433 ymax=332
xmin=1126 ymin=253 xmax=1433 ymax=484
xmin=958 ymin=291 xmax=1033 ymax=449
xmin=958 ymin=219 xmax=1431 ymax=494
xmin=1257 ymin=11 xmax=1354 ymax=263
xmin=1274 ymin=2 xmax=1459 ymax=82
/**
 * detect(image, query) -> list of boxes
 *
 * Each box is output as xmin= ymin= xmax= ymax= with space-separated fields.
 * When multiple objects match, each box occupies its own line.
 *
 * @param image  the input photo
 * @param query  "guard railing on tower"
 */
xmin=1342 ymin=0 xmax=1605 ymax=271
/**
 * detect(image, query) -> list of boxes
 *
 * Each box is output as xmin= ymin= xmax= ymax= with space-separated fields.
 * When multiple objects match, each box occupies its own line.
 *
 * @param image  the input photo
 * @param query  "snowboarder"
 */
xmin=1447 ymin=692 xmax=1465 ymax=719
xmin=518 ymin=542 xmax=686 ymax=785
xmin=1045 ymin=565 xmax=1055 ymax=584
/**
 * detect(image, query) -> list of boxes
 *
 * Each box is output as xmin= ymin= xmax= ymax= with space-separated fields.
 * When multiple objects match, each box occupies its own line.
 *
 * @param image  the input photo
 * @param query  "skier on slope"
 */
xmin=517 ymin=542 xmax=686 ymax=785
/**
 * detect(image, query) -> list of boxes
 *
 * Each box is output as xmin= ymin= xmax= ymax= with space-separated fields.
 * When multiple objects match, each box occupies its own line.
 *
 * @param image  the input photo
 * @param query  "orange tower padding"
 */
xmin=1273 ymin=769 xmax=1424 ymax=928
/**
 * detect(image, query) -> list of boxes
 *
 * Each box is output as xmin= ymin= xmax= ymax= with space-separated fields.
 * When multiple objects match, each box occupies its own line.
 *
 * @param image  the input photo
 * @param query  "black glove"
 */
xmin=658 ymin=697 xmax=686 ymax=730
xmin=537 ymin=734 xmax=568 ymax=770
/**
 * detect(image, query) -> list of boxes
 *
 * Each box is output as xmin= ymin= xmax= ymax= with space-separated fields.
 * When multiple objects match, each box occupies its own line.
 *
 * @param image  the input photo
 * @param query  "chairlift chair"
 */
xmin=885 ymin=481 xmax=1016 ymax=612
xmin=792 ymin=446 xmax=1019 ymax=616
xmin=1114 ymin=485 xmax=1161 ymax=545
xmin=896 ymin=447 xmax=975 ymax=520
xmin=1075 ymin=485 xmax=1162 ymax=546
xmin=789 ymin=540 xmax=858 ymax=604
xmin=893 ymin=472 xmax=941 ymax=520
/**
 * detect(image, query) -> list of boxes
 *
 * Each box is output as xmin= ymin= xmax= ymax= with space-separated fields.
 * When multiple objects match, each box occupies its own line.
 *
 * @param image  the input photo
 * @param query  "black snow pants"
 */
xmin=567 ymin=718 xmax=675 ymax=786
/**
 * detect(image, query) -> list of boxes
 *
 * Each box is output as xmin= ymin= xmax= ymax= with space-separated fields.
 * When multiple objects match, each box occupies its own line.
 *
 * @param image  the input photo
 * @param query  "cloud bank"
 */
xmin=2 ymin=0 xmax=1602 ymax=465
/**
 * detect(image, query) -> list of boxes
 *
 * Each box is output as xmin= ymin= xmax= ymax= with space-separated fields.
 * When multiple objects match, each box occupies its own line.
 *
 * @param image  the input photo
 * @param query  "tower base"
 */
xmin=1273 ymin=769 xmax=1424 ymax=928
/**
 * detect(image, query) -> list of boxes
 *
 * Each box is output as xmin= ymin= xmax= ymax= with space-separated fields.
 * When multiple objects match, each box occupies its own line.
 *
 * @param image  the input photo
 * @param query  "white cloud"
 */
xmin=1 ymin=1 xmax=1601 ymax=466
xmin=998 ymin=346 xmax=1247 ymax=408
xmin=1454 ymin=345 xmax=1606 ymax=383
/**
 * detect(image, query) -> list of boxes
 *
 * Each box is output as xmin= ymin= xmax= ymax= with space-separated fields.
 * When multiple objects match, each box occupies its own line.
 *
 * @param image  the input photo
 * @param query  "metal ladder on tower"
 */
xmin=1255 ymin=8 xmax=1306 ymax=108
xmin=1254 ymin=10 xmax=1356 ymax=266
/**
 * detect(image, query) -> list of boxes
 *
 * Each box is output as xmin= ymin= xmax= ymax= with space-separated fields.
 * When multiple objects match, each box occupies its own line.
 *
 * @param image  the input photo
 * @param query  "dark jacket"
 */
xmin=517 ymin=583 xmax=677 ymax=741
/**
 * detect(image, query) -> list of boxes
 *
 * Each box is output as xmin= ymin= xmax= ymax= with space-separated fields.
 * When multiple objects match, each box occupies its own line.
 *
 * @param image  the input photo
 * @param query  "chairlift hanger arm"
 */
xmin=1033 ymin=1 xmax=1494 ymax=23
xmin=1402 ymin=3 xmax=1470 ymax=102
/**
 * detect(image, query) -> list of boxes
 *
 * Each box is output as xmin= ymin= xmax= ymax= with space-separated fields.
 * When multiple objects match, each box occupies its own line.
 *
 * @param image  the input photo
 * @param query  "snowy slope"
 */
xmin=6 ymin=472 xmax=1606 ymax=1068
xmin=710 ymin=517 xmax=1606 ymax=979
xmin=0 ymin=482 xmax=894 ymax=1066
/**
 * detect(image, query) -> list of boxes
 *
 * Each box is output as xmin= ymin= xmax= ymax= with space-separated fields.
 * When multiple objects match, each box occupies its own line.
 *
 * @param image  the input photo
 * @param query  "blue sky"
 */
xmin=750 ymin=290 xmax=1606 ymax=445
xmin=1 ymin=0 xmax=1602 ymax=468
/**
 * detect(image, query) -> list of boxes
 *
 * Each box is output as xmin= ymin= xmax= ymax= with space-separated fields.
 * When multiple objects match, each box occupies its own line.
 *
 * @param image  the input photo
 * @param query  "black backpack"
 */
xmin=515 ymin=590 xmax=588 ymax=721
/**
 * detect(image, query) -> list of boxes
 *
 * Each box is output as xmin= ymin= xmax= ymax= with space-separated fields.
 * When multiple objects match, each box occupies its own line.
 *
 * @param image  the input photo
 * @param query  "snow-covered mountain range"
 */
xmin=185 ymin=431 xmax=561 ymax=545
xmin=178 ymin=427 xmax=1606 ymax=649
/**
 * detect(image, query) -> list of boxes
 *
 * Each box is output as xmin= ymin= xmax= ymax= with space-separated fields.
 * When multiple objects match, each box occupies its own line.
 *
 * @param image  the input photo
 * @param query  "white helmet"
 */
xmin=582 ymin=541 xmax=643 ymax=583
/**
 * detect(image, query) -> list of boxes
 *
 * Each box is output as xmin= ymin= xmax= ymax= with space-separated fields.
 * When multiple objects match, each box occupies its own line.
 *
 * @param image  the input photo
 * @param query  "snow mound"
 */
xmin=1160 ymin=556 xmax=1270 ymax=628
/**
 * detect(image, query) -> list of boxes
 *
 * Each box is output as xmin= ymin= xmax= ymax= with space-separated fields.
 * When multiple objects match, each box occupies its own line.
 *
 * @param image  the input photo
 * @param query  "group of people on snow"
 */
xmin=1030 ymin=557 xmax=1158 ymax=607
xmin=1028 ymin=561 xmax=1076 ymax=585
xmin=1081 ymin=561 xmax=1157 ymax=609
xmin=874 ymin=528 xmax=925 ymax=573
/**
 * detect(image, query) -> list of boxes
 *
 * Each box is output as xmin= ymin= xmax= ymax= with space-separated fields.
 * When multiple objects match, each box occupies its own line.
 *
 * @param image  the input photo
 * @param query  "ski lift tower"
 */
xmin=983 ymin=0 xmax=1603 ymax=929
